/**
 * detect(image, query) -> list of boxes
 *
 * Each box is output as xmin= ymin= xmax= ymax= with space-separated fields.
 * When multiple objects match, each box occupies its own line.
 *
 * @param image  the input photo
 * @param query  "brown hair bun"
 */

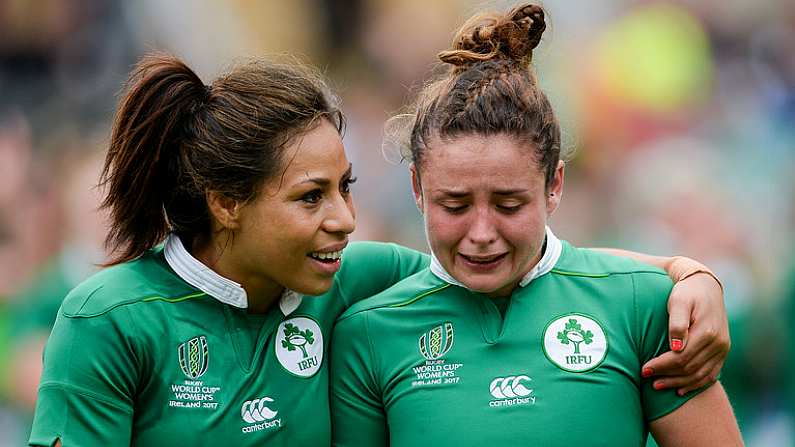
xmin=439 ymin=3 xmax=546 ymax=69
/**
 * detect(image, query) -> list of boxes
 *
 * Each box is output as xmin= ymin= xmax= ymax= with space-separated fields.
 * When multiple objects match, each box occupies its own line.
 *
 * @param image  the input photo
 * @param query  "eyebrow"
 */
xmin=493 ymin=188 xmax=529 ymax=196
xmin=297 ymin=163 xmax=353 ymax=187
xmin=436 ymin=187 xmax=528 ymax=197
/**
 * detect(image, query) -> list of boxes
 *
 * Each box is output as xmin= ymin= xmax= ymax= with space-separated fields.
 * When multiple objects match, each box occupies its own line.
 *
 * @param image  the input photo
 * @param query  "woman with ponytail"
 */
xmin=29 ymin=42 xmax=726 ymax=447
xmin=330 ymin=4 xmax=741 ymax=446
xmin=29 ymin=54 xmax=420 ymax=446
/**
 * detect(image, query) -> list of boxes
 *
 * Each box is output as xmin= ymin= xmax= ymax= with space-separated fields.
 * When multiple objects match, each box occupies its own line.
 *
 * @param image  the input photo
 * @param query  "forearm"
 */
xmin=591 ymin=248 xmax=674 ymax=270
xmin=592 ymin=248 xmax=721 ymax=286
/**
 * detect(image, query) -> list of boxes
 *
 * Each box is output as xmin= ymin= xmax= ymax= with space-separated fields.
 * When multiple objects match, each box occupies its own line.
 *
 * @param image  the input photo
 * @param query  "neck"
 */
xmin=485 ymin=245 xmax=544 ymax=299
xmin=191 ymin=235 xmax=283 ymax=314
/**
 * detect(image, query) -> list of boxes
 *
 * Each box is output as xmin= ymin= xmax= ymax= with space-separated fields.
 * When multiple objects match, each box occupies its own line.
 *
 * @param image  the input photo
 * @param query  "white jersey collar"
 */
xmin=429 ymin=226 xmax=562 ymax=289
xmin=163 ymin=234 xmax=302 ymax=315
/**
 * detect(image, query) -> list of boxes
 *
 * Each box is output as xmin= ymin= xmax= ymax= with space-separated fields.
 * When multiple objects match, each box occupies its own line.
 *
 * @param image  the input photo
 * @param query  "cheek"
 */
xmin=255 ymin=207 xmax=316 ymax=252
xmin=501 ymin=211 xmax=546 ymax=250
xmin=425 ymin=209 xmax=465 ymax=246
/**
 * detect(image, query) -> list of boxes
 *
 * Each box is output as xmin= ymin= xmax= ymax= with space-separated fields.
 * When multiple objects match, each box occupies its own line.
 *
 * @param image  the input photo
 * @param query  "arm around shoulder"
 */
xmin=337 ymin=242 xmax=429 ymax=307
xmin=649 ymin=382 xmax=742 ymax=446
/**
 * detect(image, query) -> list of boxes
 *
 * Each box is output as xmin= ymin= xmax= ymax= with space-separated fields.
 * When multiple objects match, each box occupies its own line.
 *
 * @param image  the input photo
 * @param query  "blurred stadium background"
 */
xmin=0 ymin=0 xmax=793 ymax=445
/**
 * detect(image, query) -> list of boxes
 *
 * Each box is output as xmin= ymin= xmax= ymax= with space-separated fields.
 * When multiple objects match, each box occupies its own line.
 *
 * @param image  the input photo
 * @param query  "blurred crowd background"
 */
xmin=0 ymin=0 xmax=793 ymax=445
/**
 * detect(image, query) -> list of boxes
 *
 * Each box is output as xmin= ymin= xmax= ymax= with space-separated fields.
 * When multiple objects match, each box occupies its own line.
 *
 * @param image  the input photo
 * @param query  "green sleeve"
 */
xmin=633 ymin=272 xmax=707 ymax=421
xmin=29 ymin=302 xmax=141 ymax=446
xmin=330 ymin=311 xmax=388 ymax=447
xmin=337 ymin=242 xmax=429 ymax=308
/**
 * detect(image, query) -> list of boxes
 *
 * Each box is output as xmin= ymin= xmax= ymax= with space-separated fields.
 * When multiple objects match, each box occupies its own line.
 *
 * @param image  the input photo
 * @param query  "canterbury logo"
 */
xmin=241 ymin=397 xmax=278 ymax=423
xmin=489 ymin=375 xmax=533 ymax=399
xmin=419 ymin=322 xmax=454 ymax=360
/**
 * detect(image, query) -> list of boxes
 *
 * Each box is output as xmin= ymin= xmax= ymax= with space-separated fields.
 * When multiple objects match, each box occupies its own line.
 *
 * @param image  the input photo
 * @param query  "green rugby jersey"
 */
xmin=29 ymin=237 xmax=427 ymax=446
xmin=331 ymin=235 xmax=703 ymax=446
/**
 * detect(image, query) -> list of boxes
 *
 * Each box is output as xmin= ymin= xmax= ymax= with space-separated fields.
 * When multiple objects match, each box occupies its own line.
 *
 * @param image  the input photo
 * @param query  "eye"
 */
xmin=497 ymin=203 xmax=522 ymax=213
xmin=341 ymin=176 xmax=357 ymax=194
xmin=301 ymin=189 xmax=323 ymax=204
xmin=442 ymin=204 xmax=468 ymax=214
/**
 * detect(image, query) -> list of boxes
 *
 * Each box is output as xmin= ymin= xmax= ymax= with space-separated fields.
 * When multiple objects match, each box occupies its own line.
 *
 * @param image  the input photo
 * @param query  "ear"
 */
xmin=206 ymin=191 xmax=243 ymax=230
xmin=546 ymin=160 xmax=565 ymax=215
xmin=410 ymin=164 xmax=424 ymax=214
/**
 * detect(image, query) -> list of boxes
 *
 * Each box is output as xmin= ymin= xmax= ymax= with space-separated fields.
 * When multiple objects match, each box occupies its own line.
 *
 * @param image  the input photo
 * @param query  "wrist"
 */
xmin=668 ymin=256 xmax=724 ymax=292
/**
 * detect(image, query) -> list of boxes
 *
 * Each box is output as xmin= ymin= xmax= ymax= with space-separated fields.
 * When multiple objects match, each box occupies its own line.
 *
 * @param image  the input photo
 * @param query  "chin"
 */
xmin=296 ymin=278 xmax=335 ymax=297
xmin=460 ymin=278 xmax=502 ymax=294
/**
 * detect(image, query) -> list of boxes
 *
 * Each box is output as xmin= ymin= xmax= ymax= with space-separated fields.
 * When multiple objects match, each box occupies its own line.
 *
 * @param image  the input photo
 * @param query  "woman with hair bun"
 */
xmin=30 ymin=26 xmax=725 ymax=447
xmin=330 ymin=4 xmax=741 ymax=446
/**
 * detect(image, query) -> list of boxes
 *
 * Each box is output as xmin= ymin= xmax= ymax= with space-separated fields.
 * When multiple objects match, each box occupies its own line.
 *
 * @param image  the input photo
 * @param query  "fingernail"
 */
xmin=677 ymin=390 xmax=686 ymax=396
xmin=653 ymin=381 xmax=665 ymax=390
xmin=642 ymin=367 xmax=653 ymax=378
xmin=670 ymin=339 xmax=683 ymax=352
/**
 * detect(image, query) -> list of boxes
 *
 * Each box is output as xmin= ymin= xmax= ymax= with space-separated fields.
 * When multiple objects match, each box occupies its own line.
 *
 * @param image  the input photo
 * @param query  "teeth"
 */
xmin=310 ymin=250 xmax=343 ymax=261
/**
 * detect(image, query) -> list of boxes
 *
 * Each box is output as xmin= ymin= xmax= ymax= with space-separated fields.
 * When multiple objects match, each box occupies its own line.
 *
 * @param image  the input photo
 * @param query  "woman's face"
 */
xmin=412 ymin=133 xmax=563 ymax=297
xmin=221 ymin=119 xmax=356 ymax=298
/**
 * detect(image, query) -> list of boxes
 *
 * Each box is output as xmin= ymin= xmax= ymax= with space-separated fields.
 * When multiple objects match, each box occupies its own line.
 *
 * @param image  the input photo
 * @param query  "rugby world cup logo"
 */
xmin=178 ymin=335 xmax=209 ymax=379
xmin=419 ymin=322 xmax=454 ymax=360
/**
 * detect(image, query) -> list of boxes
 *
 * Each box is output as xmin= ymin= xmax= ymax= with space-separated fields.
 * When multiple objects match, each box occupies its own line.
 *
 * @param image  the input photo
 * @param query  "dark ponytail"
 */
xmin=100 ymin=53 xmax=342 ymax=265
xmin=100 ymin=54 xmax=206 ymax=265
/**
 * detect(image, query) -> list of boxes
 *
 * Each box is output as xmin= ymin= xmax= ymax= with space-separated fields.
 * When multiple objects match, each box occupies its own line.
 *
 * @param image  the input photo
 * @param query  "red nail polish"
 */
xmin=653 ymin=382 xmax=665 ymax=390
xmin=671 ymin=339 xmax=683 ymax=351
xmin=642 ymin=367 xmax=653 ymax=378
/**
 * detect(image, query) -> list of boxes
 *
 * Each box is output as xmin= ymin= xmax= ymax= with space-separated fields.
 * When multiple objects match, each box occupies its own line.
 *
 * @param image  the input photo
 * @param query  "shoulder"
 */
xmin=551 ymin=241 xmax=674 ymax=312
xmin=61 ymin=248 xmax=203 ymax=319
xmin=337 ymin=268 xmax=447 ymax=322
xmin=553 ymin=241 xmax=671 ymax=284
xmin=338 ymin=241 xmax=424 ymax=270
xmin=342 ymin=240 xmax=402 ymax=258
xmin=335 ymin=241 xmax=399 ymax=280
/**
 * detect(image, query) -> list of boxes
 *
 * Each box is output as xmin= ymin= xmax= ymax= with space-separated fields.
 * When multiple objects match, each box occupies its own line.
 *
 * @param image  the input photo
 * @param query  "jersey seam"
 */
xmin=551 ymin=269 xmax=667 ymax=278
xmin=140 ymin=291 xmax=208 ymax=303
xmin=388 ymin=283 xmax=452 ymax=308
xmin=337 ymin=275 xmax=353 ymax=310
xmin=388 ymin=243 xmax=403 ymax=298
xmin=121 ymin=303 xmax=147 ymax=392
xmin=337 ymin=283 xmax=452 ymax=322
xmin=38 ymin=382 xmax=134 ymax=413
xmin=74 ymin=285 xmax=104 ymax=314
xmin=63 ymin=291 xmax=208 ymax=318
xmin=631 ymin=272 xmax=643 ymax=387
xmin=363 ymin=312 xmax=383 ymax=396
xmin=336 ymin=261 xmax=353 ymax=309
xmin=223 ymin=306 xmax=249 ymax=372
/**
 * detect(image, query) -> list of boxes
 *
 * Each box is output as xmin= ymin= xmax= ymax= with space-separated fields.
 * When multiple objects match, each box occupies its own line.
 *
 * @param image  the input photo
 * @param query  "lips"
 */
xmin=459 ymin=253 xmax=508 ymax=264
xmin=308 ymin=250 xmax=343 ymax=262
xmin=308 ymin=242 xmax=347 ymax=263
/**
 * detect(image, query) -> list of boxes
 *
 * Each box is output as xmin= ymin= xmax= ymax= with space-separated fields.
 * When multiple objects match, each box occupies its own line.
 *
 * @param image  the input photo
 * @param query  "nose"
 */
xmin=323 ymin=193 xmax=356 ymax=235
xmin=467 ymin=207 xmax=497 ymax=246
